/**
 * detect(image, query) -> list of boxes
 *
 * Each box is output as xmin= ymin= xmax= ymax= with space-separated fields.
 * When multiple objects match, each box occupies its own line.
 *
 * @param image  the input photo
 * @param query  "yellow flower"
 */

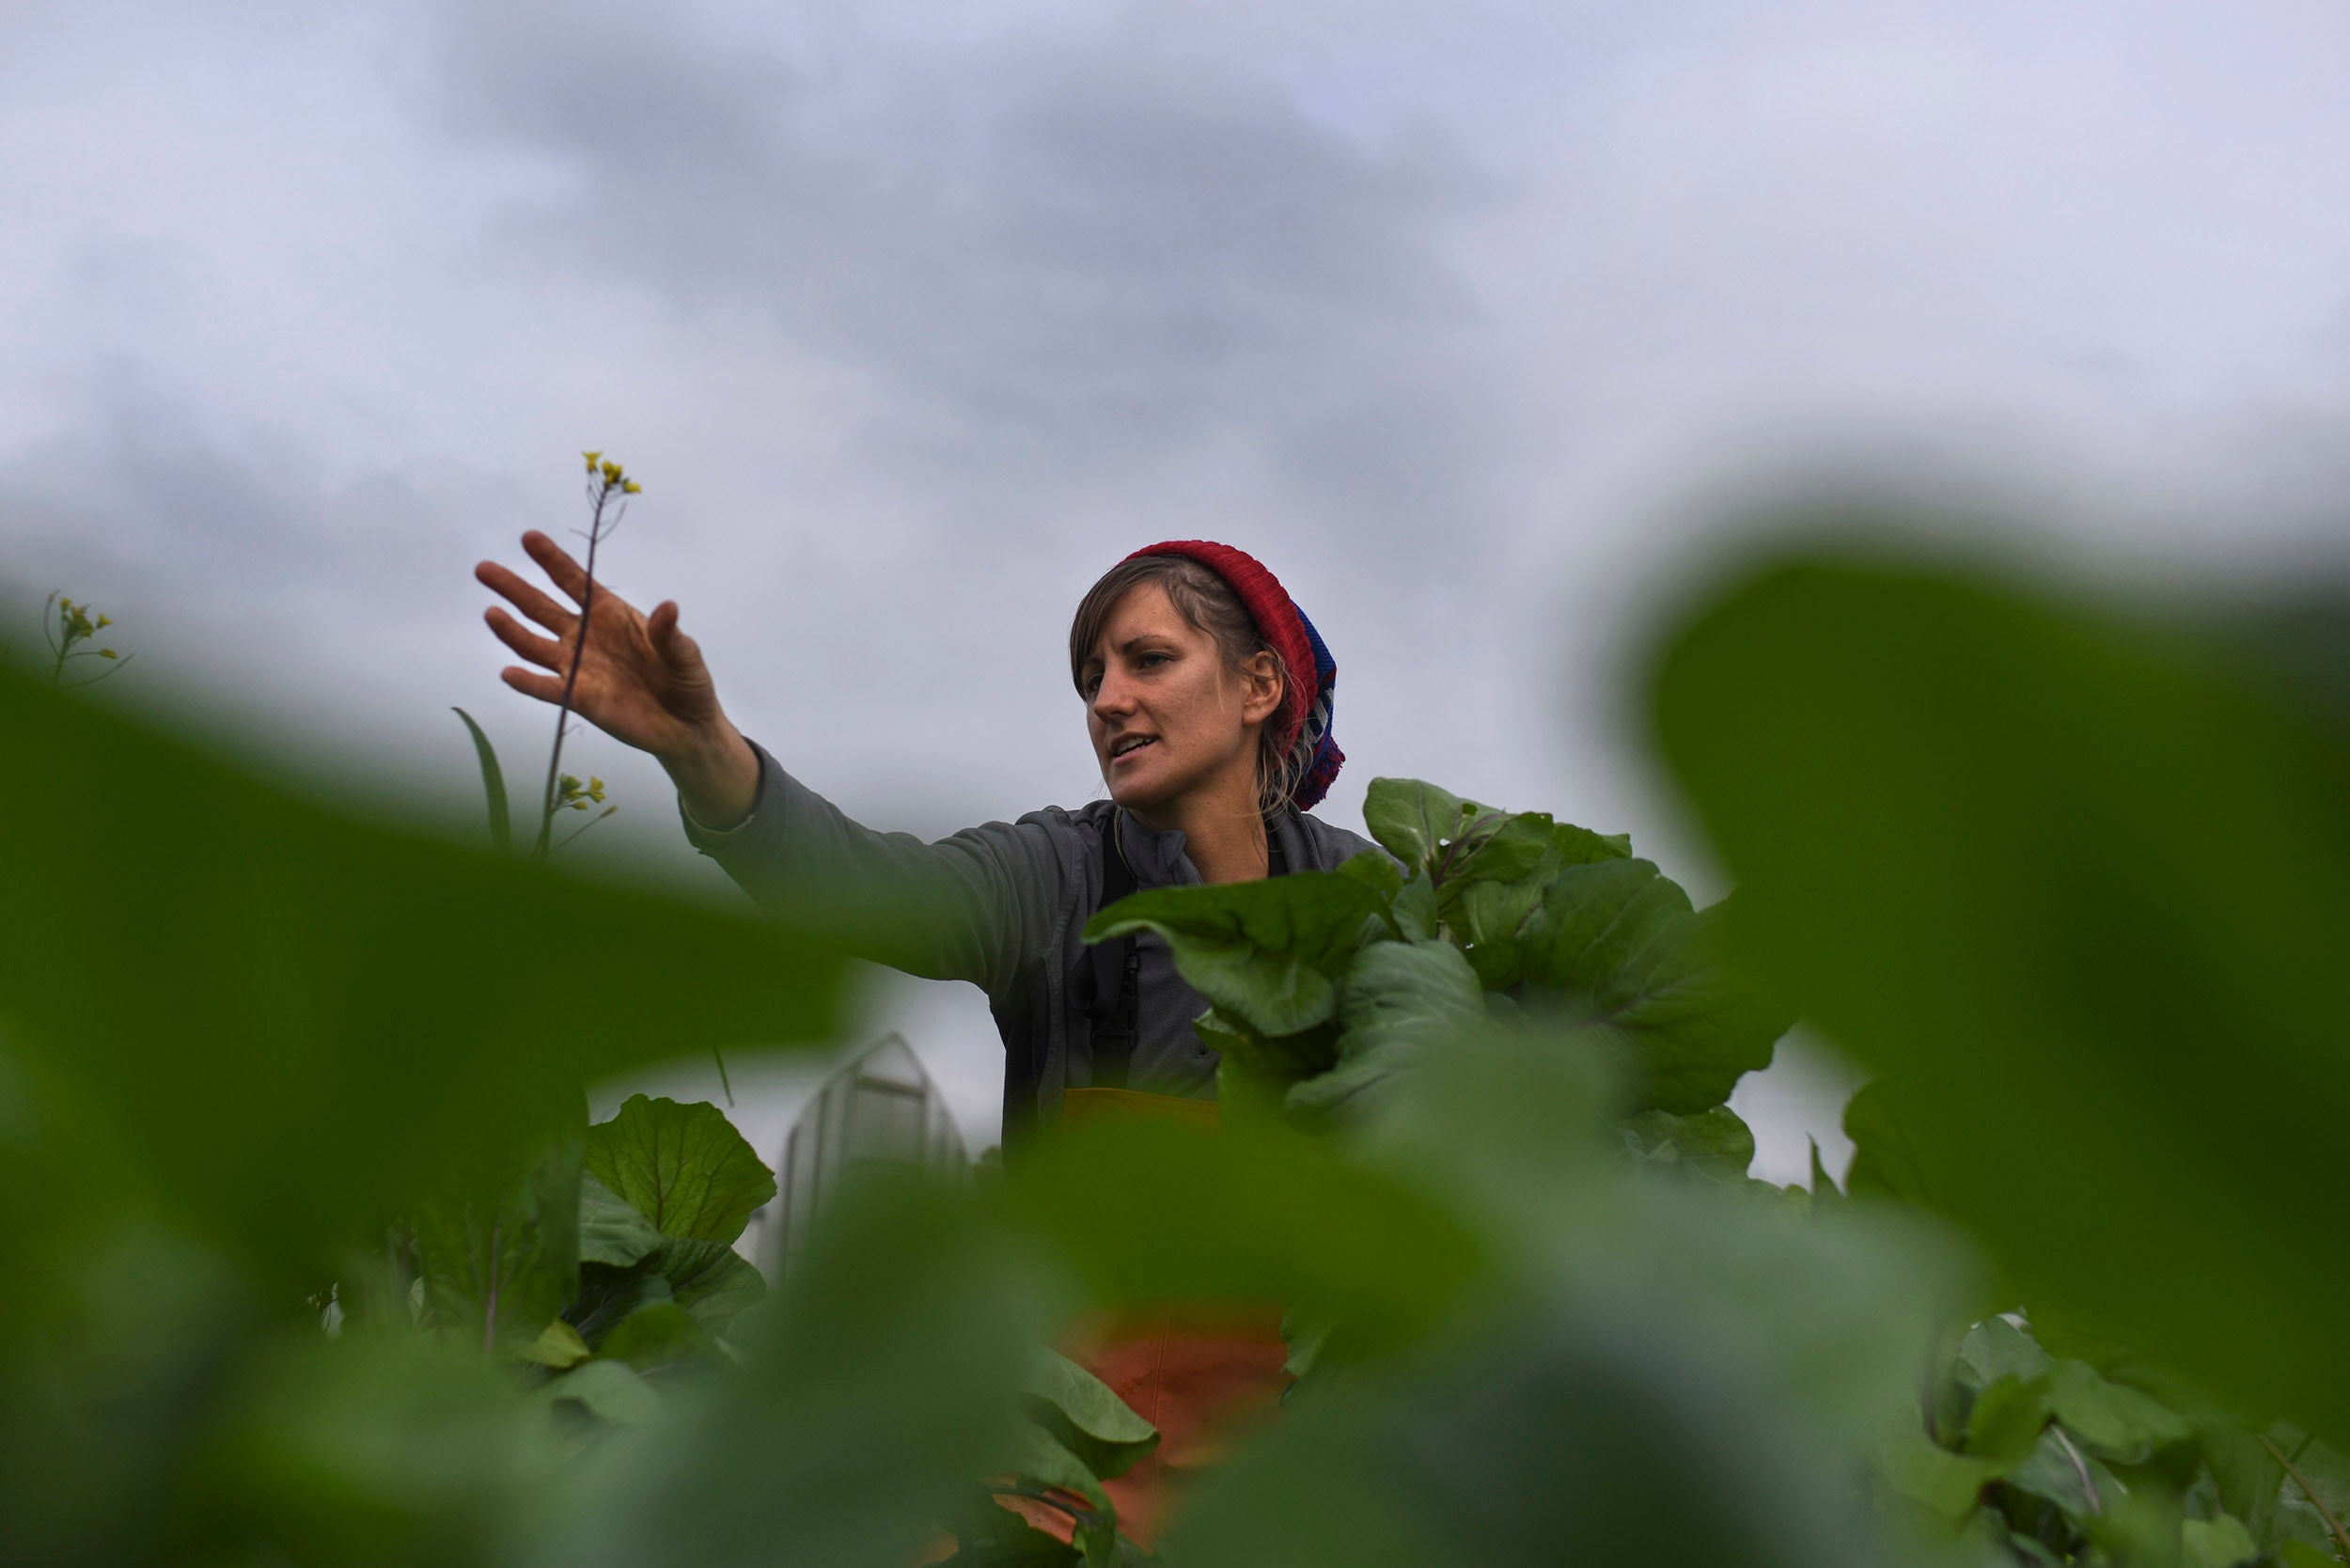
xmin=586 ymin=776 xmax=606 ymax=803
xmin=98 ymin=649 xmax=118 ymax=659
xmin=583 ymin=449 xmax=603 ymax=471
xmin=620 ymin=479 xmax=641 ymax=494
xmin=96 ymin=614 xmax=112 ymax=629
xmin=600 ymin=460 xmax=621 ymax=482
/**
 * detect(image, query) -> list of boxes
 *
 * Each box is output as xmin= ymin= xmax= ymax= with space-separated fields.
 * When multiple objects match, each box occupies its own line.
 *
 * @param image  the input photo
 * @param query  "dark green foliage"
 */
xmin=585 ymin=1093 xmax=777 ymax=1244
xmin=1649 ymin=552 xmax=2350 ymax=1444
xmin=0 ymin=660 xmax=848 ymax=1288
xmin=1086 ymin=872 xmax=1393 ymax=1038
xmin=17 ymin=536 xmax=2350 ymax=1568
xmin=1088 ymin=772 xmax=1786 ymax=1130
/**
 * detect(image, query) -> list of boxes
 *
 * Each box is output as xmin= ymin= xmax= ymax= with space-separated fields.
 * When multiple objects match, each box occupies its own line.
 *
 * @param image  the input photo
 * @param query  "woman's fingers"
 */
xmin=476 ymin=558 xmax=574 ymax=634
xmin=485 ymin=605 xmax=565 ymax=669
xmin=520 ymin=530 xmax=592 ymax=604
xmin=647 ymin=600 xmax=700 ymax=672
xmin=498 ymin=665 xmax=568 ymax=705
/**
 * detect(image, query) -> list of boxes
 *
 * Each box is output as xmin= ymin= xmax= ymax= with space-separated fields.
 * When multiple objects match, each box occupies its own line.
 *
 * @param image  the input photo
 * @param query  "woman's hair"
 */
xmin=1069 ymin=554 xmax=1309 ymax=819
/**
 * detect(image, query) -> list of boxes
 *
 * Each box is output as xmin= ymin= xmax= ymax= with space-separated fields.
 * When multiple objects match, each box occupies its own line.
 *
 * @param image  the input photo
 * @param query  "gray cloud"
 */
xmin=422 ymin=5 xmax=1502 ymax=535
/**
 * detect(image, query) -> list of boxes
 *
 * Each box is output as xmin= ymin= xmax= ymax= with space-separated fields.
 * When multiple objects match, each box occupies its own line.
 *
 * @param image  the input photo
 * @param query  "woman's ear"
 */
xmin=1240 ymin=651 xmax=1284 ymax=725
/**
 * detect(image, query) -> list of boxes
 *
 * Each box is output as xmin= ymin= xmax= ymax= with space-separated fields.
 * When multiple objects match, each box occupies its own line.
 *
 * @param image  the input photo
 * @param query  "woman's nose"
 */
xmin=1091 ymin=672 xmax=1135 ymax=719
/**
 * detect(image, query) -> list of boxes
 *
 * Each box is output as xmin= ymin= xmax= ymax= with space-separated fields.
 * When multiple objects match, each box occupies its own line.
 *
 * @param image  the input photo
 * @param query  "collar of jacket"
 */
xmin=1104 ymin=804 xmax=1299 ymax=891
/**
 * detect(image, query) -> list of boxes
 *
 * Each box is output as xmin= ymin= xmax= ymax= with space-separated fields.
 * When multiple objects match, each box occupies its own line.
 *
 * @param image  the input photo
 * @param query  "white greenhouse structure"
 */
xmin=764 ymin=1033 xmax=968 ymax=1280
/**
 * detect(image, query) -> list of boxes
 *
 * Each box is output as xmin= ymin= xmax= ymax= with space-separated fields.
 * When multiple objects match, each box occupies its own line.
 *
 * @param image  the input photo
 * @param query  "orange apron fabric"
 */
xmin=1007 ymin=1089 xmax=1290 ymax=1551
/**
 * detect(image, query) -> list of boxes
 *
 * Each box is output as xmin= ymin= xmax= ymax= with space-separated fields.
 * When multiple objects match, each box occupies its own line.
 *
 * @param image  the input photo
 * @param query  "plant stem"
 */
xmin=550 ymin=805 xmax=617 ymax=855
xmin=2263 ymin=1433 xmax=2350 ymax=1562
xmin=2051 ymin=1425 xmax=2100 ymax=1515
xmin=44 ymin=592 xmax=68 ymax=686
xmin=536 ymin=485 xmax=612 ymax=858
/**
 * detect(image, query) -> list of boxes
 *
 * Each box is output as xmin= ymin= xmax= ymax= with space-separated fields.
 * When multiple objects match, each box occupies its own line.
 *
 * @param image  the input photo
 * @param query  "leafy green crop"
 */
xmin=11 ymin=536 xmax=2350 ymax=1568
xmin=1650 ymin=548 xmax=2350 ymax=1565
xmin=1088 ymin=773 xmax=1788 ymax=1130
xmin=1650 ymin=555 xmax=2350 ymax=1439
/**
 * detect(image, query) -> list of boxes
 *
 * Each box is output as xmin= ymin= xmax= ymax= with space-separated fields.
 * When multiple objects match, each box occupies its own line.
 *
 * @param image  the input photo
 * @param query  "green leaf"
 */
xmin=997 ymin=1115 xmax=1484 ymax=1361
xmin=1956 ymin=1316 xmax=2052 ymax=1392
xmin=537 ymin=1174 xmax=1039 ymax=1568
xmin=2002 ymin=1425 xmax=2122 ymax=1520
xmin=1003 ymin=1423 xmax=1114 ymax=1541
xmin=2181 ymin=1515 xmax=2262 ymax=1568
xmin=204 ymin=1329 xmax=564 ymax=1562
xmin=1361 ymin=777 xmax=1470 ymax=871
xmin=578 ymin=1173 xmax=664 ymax=1268
xmin=1194 ymin=1006 xmax=1337 ymax=1111
xmin=2279 ymin=1543 xmax=2342 ymax=1568
xmin=1521 ymin=864 xmax=1785 ymax=1112
xmin=2046 ymin=1359 xmax=2193 ymax=1461
xmin=1021 ymin=1348 xmax=1158 ymax=1483
xmin=937 ymin=1492 xmax=1085 ymax=1568
xmin=586 ymin=1094 xmax=776 ymax=1245
xmin=1087 ymin=872 xmax=1391 ymax=1037
xmin=540 ymin=1357 xmax=660 ymax=1426
xmin=1363 ymin=778 xmax=1634 ymax=989
xmin=597 ymin=1302 xmax=706 ymax=1372
xmin=651 ymin=1235 xmax=768 ymax=1334
xmin=2274 ymin=1435 xmax=2350 ymax=1546
xmin=414 ymin=1137 xmax=582 ymax=1359
xmin=1287 ymin=940 xmax=1489 ymax=1120
xmin=1873 ymin=1420 xmax=2010 ymax=1517
xmin=1649 ymin=550 xmax=2350 ymax=1437
xmin=1964 ymin=1375 xmax=2052 ymax=1466
xmin=568 ymin=1264 xmax=674 ymax=1350
xmin=1391 ymin=870 xmax=1440 ymax=943
xmin=0 ymin=662 xmax=851 ymax=1285
xmin=1619 ymin=1105 xmax=1756 ymax=1186
xmin=450 ymin=706 xmax=512 ymax=856
xmin=1335 ymin=848 xmax=1406 ymax=902
xmin=1170 ymin=1283 xmax=1934 ymax=1568
xmin=1841 ymin=1081 xmax=1941 ymax=1208
xmin=1436 ymin=808 xmax=1555 ymax=891
xmin=520 ymin=1318 xmax=592 ymax=1370
xmin=1806 ymin=1139 xmax=1844 ymax=1210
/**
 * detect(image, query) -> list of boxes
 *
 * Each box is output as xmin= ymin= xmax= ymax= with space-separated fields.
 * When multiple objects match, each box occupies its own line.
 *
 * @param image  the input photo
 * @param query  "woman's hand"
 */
xmin=476 ymin=531 xmax=760 ymax=825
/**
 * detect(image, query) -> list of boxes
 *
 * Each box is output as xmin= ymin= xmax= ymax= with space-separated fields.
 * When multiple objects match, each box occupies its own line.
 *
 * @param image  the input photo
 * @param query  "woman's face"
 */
xmin=1082 ymin=582 xmax=1281 ymax=817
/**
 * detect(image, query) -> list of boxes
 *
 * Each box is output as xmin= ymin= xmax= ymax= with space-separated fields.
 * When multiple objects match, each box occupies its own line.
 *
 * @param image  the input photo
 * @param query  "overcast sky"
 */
xmin=8 ymin=0 xmax=2348 ymax=1176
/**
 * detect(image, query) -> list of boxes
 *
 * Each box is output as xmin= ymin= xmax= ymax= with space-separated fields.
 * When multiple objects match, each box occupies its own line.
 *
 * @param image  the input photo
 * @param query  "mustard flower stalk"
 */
xmin=41 ymin=592 xmax=133 ymax=688
xmin=532 ymin=454 xmax=639 ymax=857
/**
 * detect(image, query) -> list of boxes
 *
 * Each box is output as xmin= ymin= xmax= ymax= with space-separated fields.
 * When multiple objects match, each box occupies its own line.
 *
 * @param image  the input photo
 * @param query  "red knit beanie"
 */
xmin=1124 ymin=541 xmax=1344 ymax=811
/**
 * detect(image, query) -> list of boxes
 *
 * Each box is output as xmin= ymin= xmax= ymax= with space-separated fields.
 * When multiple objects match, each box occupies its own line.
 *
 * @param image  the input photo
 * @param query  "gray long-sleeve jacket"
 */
xmin=682 ymin=740 xmax=1382 ymax=1140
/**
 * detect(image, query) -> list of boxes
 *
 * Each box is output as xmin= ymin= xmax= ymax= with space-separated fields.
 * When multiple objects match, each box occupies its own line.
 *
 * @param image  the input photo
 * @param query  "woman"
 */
xmin=477 ymin=534 xmax=1373 ymax=1140
xmin=478 ymin=534 xmax=1375 ymax=1544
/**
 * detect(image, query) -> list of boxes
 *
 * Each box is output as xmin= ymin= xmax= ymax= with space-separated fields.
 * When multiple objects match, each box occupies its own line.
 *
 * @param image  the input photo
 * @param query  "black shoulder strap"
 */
xmin=1075 ymin=809 xmax=1143 ymax=1089
xmin=1074 ymin=811 xmax=1291 ymax=1092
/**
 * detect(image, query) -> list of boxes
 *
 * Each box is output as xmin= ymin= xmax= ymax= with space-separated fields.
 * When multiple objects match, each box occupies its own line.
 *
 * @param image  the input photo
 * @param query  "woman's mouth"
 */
xmin=1109 ymin=735 xmax=1157 ymax=764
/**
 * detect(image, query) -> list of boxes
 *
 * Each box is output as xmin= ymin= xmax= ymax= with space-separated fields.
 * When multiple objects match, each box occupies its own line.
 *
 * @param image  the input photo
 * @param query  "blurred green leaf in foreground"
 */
xmin=1649 ymin=542 xmax=2350 ymax=1444
xmin=21 ymin=531 xmax=2350 ymax=1568
xmin=0 ymin=660 xmax=849 ymax=1280
xmin=0 ymin=658 xmax=857 ymax=1563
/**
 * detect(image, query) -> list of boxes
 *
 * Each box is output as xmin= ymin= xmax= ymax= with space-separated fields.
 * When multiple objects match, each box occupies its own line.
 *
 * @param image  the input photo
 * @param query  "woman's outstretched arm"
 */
xmin=682 ymin=742 xmax=1069 ymax=996
xmin=477 ymin=530 xmax=760 ymax=827
xmin=477 ymin=531 xmax=1063 ymax=993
